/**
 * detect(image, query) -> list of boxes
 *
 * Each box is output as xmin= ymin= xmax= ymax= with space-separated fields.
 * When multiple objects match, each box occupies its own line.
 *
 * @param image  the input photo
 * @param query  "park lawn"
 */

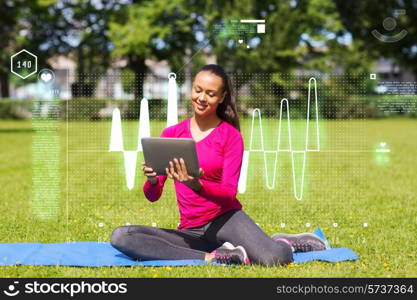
xmin=0 ymin=118 xmax=416 ymax=277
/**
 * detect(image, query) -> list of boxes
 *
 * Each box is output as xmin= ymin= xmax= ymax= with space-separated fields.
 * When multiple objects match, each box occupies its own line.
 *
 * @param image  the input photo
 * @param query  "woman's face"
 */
xmin=191 ymin=71 xmax=226 ymax=117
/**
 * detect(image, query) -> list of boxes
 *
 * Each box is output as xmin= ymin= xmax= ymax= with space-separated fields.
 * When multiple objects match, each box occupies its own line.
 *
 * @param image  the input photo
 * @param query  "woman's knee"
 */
xmin=110 ymin=226 xmax=129 ymax=249
xmin=275 ymin=244 xmax=293 ymax=266
xmin=254 ymin=243 xmax=293 ymax=267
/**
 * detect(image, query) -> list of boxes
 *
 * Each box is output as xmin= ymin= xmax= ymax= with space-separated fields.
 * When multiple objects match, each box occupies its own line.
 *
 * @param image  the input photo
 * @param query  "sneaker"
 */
xmin=217 ymin=242 xmax=234 ymax=250
xmin=211 ymin=244 xmax=250 ymax=265
xmin=271 ymin=233 xmax=327 ymax=252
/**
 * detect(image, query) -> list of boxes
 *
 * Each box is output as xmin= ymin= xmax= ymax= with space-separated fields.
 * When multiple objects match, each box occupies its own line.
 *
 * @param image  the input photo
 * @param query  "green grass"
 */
xmin=0 ymin=118 xmax=416 ymax=277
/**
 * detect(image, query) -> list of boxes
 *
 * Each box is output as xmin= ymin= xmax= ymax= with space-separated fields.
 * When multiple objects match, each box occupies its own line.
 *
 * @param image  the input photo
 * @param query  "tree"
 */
xmin=334 ymin=0 xmax=417 ymax=78
xmin=109 ymin=0 xmax=200 ymax=101
xmin=26 ymin=0 xmax=122 ymax=97
xmin=0 ymin=0 xmax=43 ymax=98
xmin=204 ymin=0 xmax=339 ymax=71
xmin=201 ymin=0 xmax=374 ymax=115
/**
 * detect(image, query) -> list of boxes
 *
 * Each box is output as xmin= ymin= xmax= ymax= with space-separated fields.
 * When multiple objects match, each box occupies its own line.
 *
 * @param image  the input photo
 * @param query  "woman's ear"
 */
xmin=219 ymin=91 xmax=226 ymax=104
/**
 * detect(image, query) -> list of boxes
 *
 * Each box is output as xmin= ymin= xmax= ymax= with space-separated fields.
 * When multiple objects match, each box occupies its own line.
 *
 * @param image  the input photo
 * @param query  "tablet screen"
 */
xmin=141 ymin=137 xmax=200 ymax=178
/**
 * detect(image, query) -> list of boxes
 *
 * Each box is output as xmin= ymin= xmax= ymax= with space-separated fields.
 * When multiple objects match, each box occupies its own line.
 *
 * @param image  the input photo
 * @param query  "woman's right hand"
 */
xmin=142 ymin=161 xmax=158 ymax=184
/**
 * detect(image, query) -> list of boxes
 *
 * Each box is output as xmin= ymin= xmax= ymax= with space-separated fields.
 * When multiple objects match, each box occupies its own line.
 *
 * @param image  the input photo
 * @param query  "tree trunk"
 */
xmin=414 ymin=70 xmax=417 ymax=94
xmin=0 ymin=70 xmax=9 ymax=98
xmin=127 ymin=55 xmax=147 ymax=119
xmin=71 ymin=46 xmax=95 ymax=97
xmin=130 ymin=55 xmax=146 ymax=100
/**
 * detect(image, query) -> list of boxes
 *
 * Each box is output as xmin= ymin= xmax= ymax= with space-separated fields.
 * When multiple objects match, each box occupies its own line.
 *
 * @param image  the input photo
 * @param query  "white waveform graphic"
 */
xmin=109 ymin=73 xmax=179 ymax=190
xmin=167 ymin=73 xmax=178 ymax=127
xmin=237 ymin=77 xmax=319 ymax=200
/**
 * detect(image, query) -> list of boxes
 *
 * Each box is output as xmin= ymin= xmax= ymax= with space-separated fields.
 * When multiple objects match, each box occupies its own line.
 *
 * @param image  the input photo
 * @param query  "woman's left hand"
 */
xmin=166 ymin=158 xmax=203 ymax=191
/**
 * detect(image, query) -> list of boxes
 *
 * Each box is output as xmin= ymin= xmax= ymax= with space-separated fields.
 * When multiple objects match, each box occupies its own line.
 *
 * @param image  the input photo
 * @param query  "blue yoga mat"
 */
xmin=0 ymin=228 xmax=357 ymax=267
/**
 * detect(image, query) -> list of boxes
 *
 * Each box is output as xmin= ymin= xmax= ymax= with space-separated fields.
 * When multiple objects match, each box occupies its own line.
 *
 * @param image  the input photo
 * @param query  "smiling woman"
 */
xmin=191 ymin=64 xmax=240 ymax=131
xmin=110 ymin=64 xmax=327 ymax=266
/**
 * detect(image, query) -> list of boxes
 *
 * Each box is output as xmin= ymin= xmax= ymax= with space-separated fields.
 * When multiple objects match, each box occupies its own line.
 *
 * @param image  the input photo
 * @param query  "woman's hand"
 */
xmin=166 ymin=157 xmax=204 ymax=191
xmin=141 ymin=161 xmax=158 ymax=185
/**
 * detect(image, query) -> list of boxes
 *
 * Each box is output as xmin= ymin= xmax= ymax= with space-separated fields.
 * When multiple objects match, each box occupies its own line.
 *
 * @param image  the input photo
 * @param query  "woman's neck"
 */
xmin=192 ymin=113 xmax=221 ymax=131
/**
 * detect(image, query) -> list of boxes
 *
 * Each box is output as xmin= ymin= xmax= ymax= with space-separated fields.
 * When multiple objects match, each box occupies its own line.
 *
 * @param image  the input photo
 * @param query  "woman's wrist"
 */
xmin=148 ymin=177 xmax=158 ymax=185
xmin=185 ymin=178 xmax=202 ymax=192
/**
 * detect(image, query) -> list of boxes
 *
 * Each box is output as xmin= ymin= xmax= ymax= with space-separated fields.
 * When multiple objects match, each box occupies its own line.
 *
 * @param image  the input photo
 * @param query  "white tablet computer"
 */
xmin=141 ymin=137 xmax=200 ymax=178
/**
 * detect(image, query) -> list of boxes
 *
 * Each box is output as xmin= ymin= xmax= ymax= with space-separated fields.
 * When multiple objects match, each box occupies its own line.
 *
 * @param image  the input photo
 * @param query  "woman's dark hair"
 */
xmin=196 ymin=64 xmax=240 ymax=131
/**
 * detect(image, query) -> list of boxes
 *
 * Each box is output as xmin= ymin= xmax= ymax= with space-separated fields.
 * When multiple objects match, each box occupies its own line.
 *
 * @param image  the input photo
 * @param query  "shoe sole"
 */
xmin=271 ymin=233 xmax=329 ymax=250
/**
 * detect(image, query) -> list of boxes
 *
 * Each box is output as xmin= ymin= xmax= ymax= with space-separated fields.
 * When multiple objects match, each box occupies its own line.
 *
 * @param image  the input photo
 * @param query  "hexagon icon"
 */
xmin=10 ymin=49 xmax=38 ymax=79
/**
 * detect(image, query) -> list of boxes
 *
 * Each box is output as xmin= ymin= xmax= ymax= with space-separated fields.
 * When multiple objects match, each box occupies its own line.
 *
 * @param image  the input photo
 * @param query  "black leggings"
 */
xmin=110 ymin=209 xmax=293 ymax=266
